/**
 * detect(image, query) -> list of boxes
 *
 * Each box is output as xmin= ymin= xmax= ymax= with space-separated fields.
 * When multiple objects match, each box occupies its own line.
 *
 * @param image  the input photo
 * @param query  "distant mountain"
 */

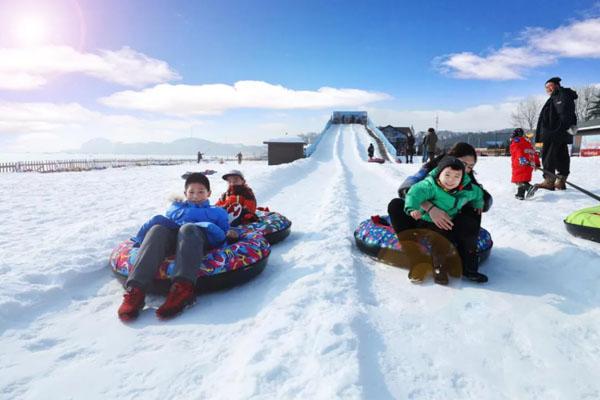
xmin=72 ymin=137 xmax=266 ymax=156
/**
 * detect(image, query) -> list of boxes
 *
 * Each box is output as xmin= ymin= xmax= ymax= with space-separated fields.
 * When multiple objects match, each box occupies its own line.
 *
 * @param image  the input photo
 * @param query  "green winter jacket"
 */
xmin=404 ymin=167 xmax=484 ymax=223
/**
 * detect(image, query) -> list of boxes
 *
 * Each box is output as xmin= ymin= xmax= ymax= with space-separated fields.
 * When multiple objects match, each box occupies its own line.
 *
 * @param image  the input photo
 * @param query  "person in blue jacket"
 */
xmin=118 ymin=172 xmax=229 ymax=321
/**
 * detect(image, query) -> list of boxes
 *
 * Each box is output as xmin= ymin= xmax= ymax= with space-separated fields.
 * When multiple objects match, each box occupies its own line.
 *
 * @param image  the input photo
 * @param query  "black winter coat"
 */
xmin=535 ymin=87 xmax=578 ymax=145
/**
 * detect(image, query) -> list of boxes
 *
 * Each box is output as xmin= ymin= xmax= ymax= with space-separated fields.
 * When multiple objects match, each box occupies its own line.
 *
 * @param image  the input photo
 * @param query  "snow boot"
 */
xmin=118 ymin=286 xmax=146 ymax=321
xmin=554 ymin=175 xmax=567 ymax=190
xmin=535 ymin=178 xmax=555 ymax=191
xmin=408 ymin=262 xmax=431 ymax=283
xmin=463 ymin=271 xmax=488 ymax=283
xmin=515 ymin=183 xmax=528 ymax=200
xmin=156 ymin=280 xmax=196 ymax=319
xmin=433 ymin=265 xmax=449 ymax=285
xmin=525 ymin=184 xmax=538 ymax=199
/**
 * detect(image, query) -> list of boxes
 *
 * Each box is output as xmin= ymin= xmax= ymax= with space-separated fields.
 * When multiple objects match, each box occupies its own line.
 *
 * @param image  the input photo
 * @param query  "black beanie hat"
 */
xmin=184 ymin=172 xmax=210 ymax=191
xmin=512 ymin=128 xmax=524 ymax=138
xmin=546 ymin=77 xmax=561 ymax=85
xmin=436 ymin=156 xmax=465 ymax=178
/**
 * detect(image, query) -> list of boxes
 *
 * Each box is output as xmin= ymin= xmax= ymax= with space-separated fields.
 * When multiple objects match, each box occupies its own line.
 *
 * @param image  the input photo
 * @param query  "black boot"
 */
xmin=515 ymin=183 xmax=527 ymax=200
xmin=462 ymin=251 xmax=488 ymax=283
xmin=463 ymin=271 xmax=488 ymax=283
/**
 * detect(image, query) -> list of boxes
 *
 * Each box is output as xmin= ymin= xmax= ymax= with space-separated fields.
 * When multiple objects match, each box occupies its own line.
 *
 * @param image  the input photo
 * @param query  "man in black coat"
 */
xmin=535 ymin=77 xmax=578 ymax=190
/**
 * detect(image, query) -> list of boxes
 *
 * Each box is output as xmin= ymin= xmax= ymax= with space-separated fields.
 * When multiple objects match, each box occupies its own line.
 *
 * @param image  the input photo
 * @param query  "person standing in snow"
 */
xmin=367 ymin=143 xmax=375 ymax=159
xmin=118 ymin=173 xmax=229 ymax=321
xmin=405 ymin=132 xmax=415 ymax=163
xmin=510 ymin=128 xmax=540 ymax=200
xmin=237 ymin=152 xmax=243 ymax=164
xmin=387 ymin=142 xmax=492 ymax=283
xmin=424 ymin=128 xmax=438 ymax=162
xmin=534 ymin=77 xmax=578 ymax=191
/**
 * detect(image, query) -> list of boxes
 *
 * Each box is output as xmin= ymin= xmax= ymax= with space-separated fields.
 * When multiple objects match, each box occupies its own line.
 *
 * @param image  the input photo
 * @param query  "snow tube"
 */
xmin=354 ymin=215 xmax=493 ymax=266
xmin=109 ymin=228 xmax=271 ymax=294
xmin=239 ymin=209 xmax=292 ymax=244
xmin=368 ymin=158 xmax=385 ymax=164
xmin=564 ymin=205 xmax=600 ymax=243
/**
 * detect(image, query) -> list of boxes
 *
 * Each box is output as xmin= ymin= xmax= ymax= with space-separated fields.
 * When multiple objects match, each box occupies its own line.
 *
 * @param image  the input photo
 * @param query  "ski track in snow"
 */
xmin=1 ymin=124 xmax=600 ymax=399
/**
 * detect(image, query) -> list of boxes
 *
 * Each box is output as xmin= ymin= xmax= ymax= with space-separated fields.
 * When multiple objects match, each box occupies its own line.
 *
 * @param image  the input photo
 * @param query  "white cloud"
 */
xmin=437 ymin=17 xmax=600 ymax=80
xmin=437 ymin=47 xmax=554 ymax=80
xmin=99 ymin=80 xmax=391 ymax=116
xmin=0 ymin=101 xmax=198 ymax=152
xmin=528 ymin=18 xmax=600 ymax=58
xmin=367 ymin=101 xmax=520 ymax=132
xmin=0 ymin=45 xmax=179 ymax=90
xmin=0 ymin=97 xmax=526 ymax=153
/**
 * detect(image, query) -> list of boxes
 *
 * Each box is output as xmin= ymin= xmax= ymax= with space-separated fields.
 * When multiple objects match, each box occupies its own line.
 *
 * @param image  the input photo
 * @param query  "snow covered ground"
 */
xmin=1 ymin=124 xmax=599 ymax=399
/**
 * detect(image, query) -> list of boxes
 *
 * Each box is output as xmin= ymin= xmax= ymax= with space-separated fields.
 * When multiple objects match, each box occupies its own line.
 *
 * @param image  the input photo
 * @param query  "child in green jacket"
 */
xmin=403 ymin=156 xmax=487 ymax=284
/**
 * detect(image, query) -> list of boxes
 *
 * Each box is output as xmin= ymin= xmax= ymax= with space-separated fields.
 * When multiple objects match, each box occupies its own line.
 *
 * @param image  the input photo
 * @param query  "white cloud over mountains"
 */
xmin=0 ymin=45 xmax=179 ymax=90
xmin=438 ymin=18 xmax=600 ymax=80
xmin=0 ymin=97 xmax=527 ymax=153
xmin=99 ymin=80 xmax=392 ymax=116
xmin=0 ymin=101 xmax=195 ymax=152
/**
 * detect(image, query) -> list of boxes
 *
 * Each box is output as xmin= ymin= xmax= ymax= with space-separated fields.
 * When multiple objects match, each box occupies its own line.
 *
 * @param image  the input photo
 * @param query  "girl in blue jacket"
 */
xmin=118 ymin=173 xmax=229 ymax=321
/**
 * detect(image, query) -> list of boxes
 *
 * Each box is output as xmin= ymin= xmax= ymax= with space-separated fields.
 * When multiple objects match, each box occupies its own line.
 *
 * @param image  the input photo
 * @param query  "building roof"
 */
xmin=378 ymin=126 xmax=413 ymax=135
xmin=263 ymin=136 xmax=307 ymax=144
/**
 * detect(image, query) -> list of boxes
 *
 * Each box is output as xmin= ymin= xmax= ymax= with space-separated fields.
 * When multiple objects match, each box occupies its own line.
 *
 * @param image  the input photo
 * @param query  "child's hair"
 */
xmin=447 ymin=142 xmax=477 ymax=162
xmin=436 ymin=156 xmax=465 ymax=179
xmin=184 ymin=172 xmax=210 ymax=191
xmin=512 ymin=128 xmax=524 ymax=138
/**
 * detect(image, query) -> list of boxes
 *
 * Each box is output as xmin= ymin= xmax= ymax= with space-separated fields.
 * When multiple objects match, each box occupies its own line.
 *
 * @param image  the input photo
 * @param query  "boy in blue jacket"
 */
xmin=118 ymin=173 xmax=229 ymax=321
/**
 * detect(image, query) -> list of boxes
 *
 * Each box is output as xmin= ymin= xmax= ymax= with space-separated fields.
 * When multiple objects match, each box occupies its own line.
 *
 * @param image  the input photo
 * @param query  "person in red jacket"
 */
xmin=216 ymin=169 xmax=258 ymax=226
xmin=510 ymin=128 xmax=540 ymax=200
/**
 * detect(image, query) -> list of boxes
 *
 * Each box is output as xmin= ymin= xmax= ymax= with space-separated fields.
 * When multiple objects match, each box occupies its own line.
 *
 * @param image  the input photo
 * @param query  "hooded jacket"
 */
xmin=535 ymin=86 xmax=578 ymax=145
xmin=397 ymin=154 xmax=493 ymax=212
xmin=404 ymin=167 xmax=484 ymax=223
xmin=132 ymin=199 xmax=229 ymax=248
xmin=510 ymin=136 xmax=540 ymax=183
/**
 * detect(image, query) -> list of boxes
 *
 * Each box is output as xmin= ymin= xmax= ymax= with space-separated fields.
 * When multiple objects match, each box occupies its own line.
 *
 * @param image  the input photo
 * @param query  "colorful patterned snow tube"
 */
xmin=564 ymin=205 xmax=600 ymax=243
xmin=239 ymin=209 xmax=292 ymax=244
xmin=354 ymin=215 xmax=493 ymax=266
xmin=109 ymin=228 xmax=270 ymax=294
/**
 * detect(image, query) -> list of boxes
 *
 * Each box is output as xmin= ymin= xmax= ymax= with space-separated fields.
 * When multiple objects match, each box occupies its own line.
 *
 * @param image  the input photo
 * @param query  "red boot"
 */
xmin=156 ymin=280 xmax=196 ymax=319
xmin=118 ymin=286 xmax=145 ymax=321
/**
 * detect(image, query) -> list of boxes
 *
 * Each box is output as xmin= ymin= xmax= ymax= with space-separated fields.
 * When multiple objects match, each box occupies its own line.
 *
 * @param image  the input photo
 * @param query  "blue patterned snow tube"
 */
xmin=354 ymin=215 xmax=493 ymax=266
xmin=109 ymin=227 xmax=270 ymax=294
xmin=238 ymin=209 xmax=291 ymax=244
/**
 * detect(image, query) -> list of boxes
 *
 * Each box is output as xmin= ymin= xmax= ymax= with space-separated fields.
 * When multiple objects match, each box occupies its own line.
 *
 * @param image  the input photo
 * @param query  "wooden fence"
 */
xmin=0 ymin=158 xmax=196 ymax=173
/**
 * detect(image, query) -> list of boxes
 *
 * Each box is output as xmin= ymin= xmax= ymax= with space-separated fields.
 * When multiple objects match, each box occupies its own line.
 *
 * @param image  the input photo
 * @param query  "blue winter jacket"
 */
xmin=132 ymin=200 xmax=229 ymax=248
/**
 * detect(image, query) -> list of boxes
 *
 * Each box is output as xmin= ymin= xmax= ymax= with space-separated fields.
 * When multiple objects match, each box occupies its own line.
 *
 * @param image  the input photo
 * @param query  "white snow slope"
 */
xmin=1 ymin=124 xmax=600 ymax=400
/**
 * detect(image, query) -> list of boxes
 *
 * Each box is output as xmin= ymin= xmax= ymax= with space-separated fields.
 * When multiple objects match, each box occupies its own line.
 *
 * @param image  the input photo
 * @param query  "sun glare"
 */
xmin=12 ymin=15 xmax=47 ymax=46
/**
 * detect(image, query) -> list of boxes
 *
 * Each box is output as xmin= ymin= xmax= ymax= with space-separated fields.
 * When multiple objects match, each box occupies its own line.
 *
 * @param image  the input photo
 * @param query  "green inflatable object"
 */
xmin=564 ymin=205 xmax=600 ymax=243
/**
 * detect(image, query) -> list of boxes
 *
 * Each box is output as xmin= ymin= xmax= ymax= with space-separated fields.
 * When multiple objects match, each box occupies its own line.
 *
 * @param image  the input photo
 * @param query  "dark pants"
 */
xmin=405 ymin=153 xmax=413 ymax=163
xmin=542 ymin=141 xmax=570 ymax=178
xmin=126 ymin=224 xmax=207 ymax=290
xmin=387 ymin=198 xmax=481 ymax=274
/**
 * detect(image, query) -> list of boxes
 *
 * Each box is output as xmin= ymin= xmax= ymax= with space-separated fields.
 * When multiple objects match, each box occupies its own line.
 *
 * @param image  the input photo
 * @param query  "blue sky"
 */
xmin=1 ymin=0 xmax=600 ymax=152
